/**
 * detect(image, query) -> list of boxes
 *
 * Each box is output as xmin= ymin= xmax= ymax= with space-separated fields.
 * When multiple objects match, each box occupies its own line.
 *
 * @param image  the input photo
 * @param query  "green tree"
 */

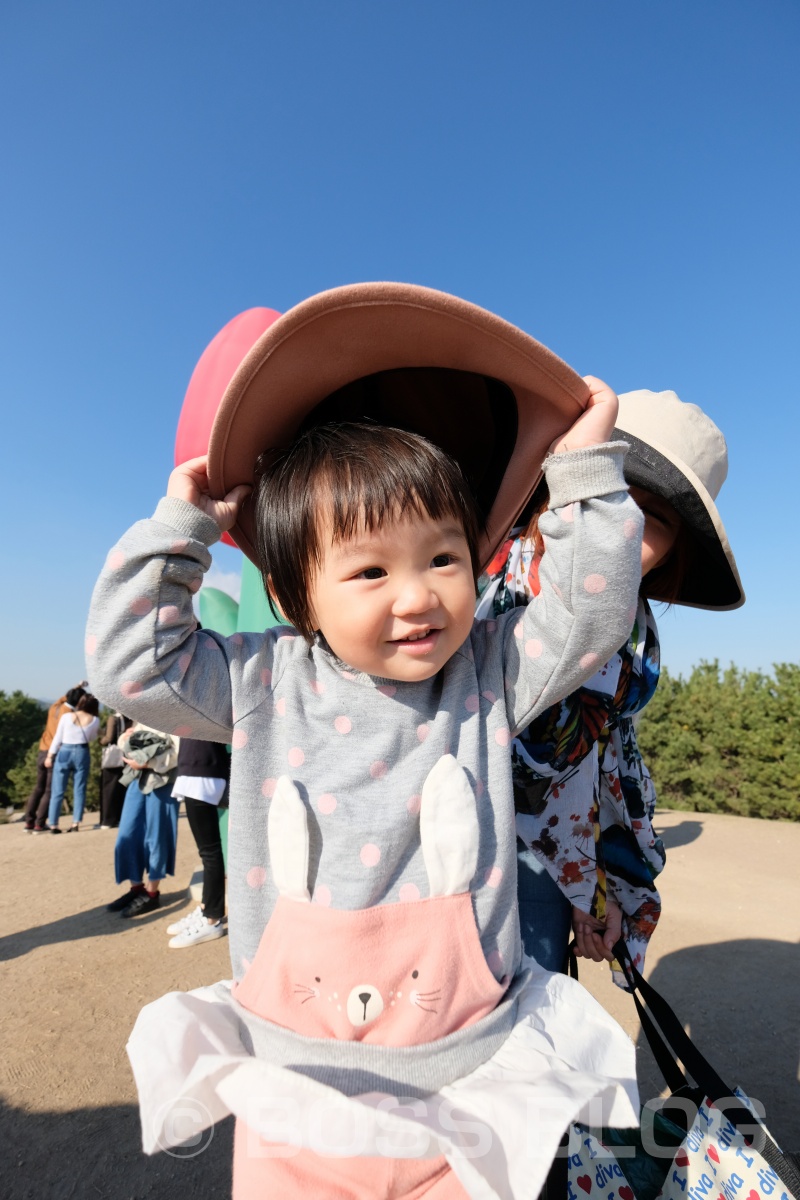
xmin=637 ymin=661 xmax=800 ymax=821
xmin=0 ymin=691 xmax=46 ymax=806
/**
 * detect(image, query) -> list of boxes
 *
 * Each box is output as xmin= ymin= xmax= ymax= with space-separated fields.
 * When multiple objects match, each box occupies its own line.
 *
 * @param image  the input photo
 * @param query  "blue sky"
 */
xmin=1 ymin=1 xmax=798 ymax=699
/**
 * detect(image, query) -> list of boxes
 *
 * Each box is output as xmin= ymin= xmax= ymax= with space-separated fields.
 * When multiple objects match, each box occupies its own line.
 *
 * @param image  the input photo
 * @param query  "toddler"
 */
xmin=88 ymin=379 xmax=643 ymax=1199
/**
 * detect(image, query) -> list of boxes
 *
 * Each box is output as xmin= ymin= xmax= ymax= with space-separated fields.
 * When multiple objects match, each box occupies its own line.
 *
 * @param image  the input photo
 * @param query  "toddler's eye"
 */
xmin=357 ymin=567 xmax=386 ymax=580
xmin=431 ymin=554 xmax=454 ymax=568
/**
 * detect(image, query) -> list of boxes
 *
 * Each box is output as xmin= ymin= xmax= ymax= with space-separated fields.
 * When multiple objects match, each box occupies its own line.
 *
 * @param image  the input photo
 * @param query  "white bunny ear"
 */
xmin=420 ymin=755 xmax=480 ymax=898
xmin=267 ymin=776 xmax=311 ymax=902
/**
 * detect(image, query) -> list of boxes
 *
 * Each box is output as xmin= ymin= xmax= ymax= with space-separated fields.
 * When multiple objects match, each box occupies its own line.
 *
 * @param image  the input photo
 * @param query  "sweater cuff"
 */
xmin=543 ymin=441 xmax=629 ymax=509
xmin=152 ymin=497 xmax=223 ymax=548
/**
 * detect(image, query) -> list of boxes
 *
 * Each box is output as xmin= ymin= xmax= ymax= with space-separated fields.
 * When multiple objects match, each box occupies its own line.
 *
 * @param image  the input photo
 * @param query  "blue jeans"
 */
xmin=114 ymin=778 xmax=179 ymax=884
xmin=517 ymin=843 xmax=572 ymax=971
xmin=48 ymin=745 xmax=90 ymax=827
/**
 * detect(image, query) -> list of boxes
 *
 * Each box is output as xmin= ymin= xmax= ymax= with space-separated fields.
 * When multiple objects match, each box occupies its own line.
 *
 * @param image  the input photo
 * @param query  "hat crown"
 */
xmin=616 ymin=389 xmax=728 ymax=499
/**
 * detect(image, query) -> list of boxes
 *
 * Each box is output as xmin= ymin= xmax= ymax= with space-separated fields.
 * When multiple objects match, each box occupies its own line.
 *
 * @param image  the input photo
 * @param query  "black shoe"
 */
xmin=107 ymin=887 xmax=146 ymax=913
xmin=120 ymin=891 xmax=161 ymax=918
xmin=50 ymin=827 xmax=63 ymax=835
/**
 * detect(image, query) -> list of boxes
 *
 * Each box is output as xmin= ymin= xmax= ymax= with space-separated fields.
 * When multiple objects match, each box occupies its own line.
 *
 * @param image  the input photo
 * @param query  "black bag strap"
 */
xmin=613 ymin=938 xmax=800 ymax=1197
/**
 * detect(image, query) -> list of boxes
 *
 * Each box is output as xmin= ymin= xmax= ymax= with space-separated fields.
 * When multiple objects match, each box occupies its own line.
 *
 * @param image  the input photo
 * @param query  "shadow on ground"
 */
xmin=654 ymin=819 xmax=704 ymax=851
xmin=2 ymin=1097 xmax=233 ymax=1200
xmin=634 ymin=938 xmax=800 ymax=1151
xmin=0 ymin=889 xmax=190 ymax=963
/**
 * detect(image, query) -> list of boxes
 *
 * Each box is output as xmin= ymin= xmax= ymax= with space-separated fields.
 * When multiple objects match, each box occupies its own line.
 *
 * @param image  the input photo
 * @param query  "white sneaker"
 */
xmin=166 ymin=905 xmax=204 ymax=936
xmin=168 ymin=911 xmax=225 ymax=949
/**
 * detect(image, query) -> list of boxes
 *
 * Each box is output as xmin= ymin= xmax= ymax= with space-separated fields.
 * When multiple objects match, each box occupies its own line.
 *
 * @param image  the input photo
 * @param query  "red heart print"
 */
xmin=676 ymin=1151 xmax=690 ymax=1167
xmin=747 ymin=1193 xmax=759 ymax=1200
xmin=708 ymin=1146 xmax=720 ymax=1163
xmin=577 ymin=1176 xmax=592 ymax=1193
xmin=619 ymin=1187 xmax=634 ymax=1200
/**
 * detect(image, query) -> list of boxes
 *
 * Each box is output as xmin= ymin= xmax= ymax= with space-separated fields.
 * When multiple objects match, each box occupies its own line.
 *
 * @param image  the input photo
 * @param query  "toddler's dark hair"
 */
xmin=253 ymin=423 xmax=483 ymax=640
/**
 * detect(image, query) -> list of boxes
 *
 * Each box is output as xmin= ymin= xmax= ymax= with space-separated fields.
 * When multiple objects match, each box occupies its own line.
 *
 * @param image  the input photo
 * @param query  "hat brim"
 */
xmin=207 ymin=282 xmax=589 ymax=569
xmin=614 ymin=428 xmax=745 ymax=610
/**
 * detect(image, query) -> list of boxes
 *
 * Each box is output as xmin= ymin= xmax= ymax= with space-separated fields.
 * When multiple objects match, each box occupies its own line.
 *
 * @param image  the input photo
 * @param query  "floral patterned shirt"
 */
xmin=477 ymin=534 xmax=666 ymax=981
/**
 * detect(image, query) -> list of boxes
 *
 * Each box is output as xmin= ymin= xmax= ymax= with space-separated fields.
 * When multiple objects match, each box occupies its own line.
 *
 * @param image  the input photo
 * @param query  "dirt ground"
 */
xmin=1 ymin=809 xmax=798 ymax=1199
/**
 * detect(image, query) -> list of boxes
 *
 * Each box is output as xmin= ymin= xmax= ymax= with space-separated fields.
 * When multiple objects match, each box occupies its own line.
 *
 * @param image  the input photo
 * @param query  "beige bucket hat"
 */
xmin=206 ymin=282 xmax=590 ymax=569
xmin=614 ymin=389 xmax=744 ymax=610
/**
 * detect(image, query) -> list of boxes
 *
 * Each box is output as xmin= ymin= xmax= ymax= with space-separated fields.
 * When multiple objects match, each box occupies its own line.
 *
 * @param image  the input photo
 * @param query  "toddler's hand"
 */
xmin=551 ymin=376 xmax=619 ymax=455
xmin=571 ymin=898 xmax=623 ymax=963
xmin=168 ymin=455 xmax=251 ymax=533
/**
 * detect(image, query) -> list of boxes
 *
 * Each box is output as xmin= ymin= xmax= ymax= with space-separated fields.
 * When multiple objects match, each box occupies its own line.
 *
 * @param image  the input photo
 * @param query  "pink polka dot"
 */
xmin=584 ymin=573 xmax=607 ymax=594
xmin=407 ymin=794 xmax=422 ymax=815
xmin=121 ymin=681 xmax=142 ymax=698
xmin=513 ymin=620 xmax=523 ymax=640
xmin=474 ymin=778 xmax=485 ymax=797
xmin=484 ymin=619 xmax=497 ymax=633
xmin=310 ymin=680 xmax=325 ymax=695
xmin=580 ymin=653 xmax=600 ymax=671
xmin=173 ymin=725 xmax=194 ymax=737
xmin=416 ymin=724 xmax=429 ymax=742
xmin=624 ymin=517 xmax=639 ymax=540
xmin=231 ymin=729 xmax=248 ymax=749
xmin=377 ymin=684 xmax=397 ymax=697
xmin=360 ymin=843 xmax=381 ymax=867
xmin=551 ymin=583 xmax=564 ymax=600
xmin=485 ymin=866 xmax=503 ymax=889
xmin=334 ymin=715 xmax=352 ymax=735
xmin=107 ymin=550 xmax=126 ymax=570
xmin=188 ymin=577 xmax=202 ymax=594
xmin=627 ymin=606 xmax=638 ymax=626
xmin=171 ymin=539 xmax=189 ymax=554
xmin=85 ymin=634 xmax=97 ymax=656
xmin=178 ymin=652 xmax=193 ymax=672
xmin=246 ymin=866 xmax=266 ymax=889
xmin=494 ymin=728 xmax=511 ymax=746
xmin=129 ymin=597 xmax=153 ymax=617
xmin=482 ymin=690 xmax=497 ymax=703
xmin=313 ymin=885 xmax=332 ymax=907
xmin=231 ymin=633 xmax=244 ymax=645
xmin=465 ymin=693 xmax=480 ymax=713
xmin=487 ymin=949 xmax=504 ymax=975
xmin=275 ymin=697 xmax=286 ymax=716
xmin=158 ymin=605 xmax=181 ymax=627
xmin=341 ymin=670 xmax=356 ymax=681
xmin=525 ymin=638 xmax=543 ymax=659
xmin=261 ymin=778 xmax=277 ymax=798
xmin=399 ymin=882 xmax=420 ymax=903
xmin=370 ymin=760 xmax=388 ymax=779
xmin=561 ymin=503 xmax=575 ymax=523
xmin=288 ymin=747 xmax=305 ymax=767
xmin=261 ymin=668 xmax=272 ymax=688
xmin=317 ymin=793 xmax=337 ymax=815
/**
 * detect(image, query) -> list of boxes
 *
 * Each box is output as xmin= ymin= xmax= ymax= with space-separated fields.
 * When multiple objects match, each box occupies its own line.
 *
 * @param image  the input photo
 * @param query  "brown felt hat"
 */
xmin=207 ymin=282 xmax=589 ymax=568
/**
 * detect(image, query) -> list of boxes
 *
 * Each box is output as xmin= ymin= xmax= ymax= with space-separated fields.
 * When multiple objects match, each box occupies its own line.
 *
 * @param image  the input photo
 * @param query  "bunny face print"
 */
xmin=233 ymin=757 xmax=506 ymax=1046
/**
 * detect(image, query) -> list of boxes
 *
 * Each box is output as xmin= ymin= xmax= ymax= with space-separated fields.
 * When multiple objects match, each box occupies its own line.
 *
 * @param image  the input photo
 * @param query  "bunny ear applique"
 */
xmin=267 ymin=776 xmax=311 ymax=902
xmin=420 ymin=755 xmax=480 ymax=898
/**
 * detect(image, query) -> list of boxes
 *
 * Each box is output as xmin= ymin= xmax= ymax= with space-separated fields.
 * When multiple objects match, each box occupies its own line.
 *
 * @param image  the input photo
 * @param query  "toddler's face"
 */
xmin=630 ymin=486 xmax=682 ymax=576
xmin=307 ymin=507 xmax=476 ymax=682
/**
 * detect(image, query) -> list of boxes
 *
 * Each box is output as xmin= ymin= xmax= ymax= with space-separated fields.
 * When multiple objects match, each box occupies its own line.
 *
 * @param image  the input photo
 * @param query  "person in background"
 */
xmin=106 ymin=723 xmax=180 ymax=918
xmin=98 ymin=710 xmax=132 ymax=828
xmin=45 ymin=694 xmax=101 ymax=833
xmin=23 ymin=683 xmax=87 ymax=832
xmin=167 ymin=734 xmax=229 ymax=948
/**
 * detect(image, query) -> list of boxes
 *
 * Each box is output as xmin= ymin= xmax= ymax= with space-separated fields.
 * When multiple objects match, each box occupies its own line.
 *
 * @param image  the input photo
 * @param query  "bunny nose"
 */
xmin=346 ymin=984 xmax=385 ymax=1027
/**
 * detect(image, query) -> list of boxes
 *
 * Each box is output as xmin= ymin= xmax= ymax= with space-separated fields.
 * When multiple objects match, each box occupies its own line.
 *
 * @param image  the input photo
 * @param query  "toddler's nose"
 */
xmin=393 ymin=577 xmax=439 ymax=616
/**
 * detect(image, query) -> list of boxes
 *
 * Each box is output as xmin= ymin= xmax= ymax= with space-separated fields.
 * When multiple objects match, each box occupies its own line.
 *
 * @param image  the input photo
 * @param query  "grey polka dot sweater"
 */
xmin=86 ymin=444 xmax=641 ymax=1002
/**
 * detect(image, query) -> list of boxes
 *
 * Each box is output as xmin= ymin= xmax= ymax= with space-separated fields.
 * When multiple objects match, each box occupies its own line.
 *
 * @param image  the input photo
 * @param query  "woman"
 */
xmin=45 ymin=694 xmax=101 ymax=833
xmin=98 ymin=711 xmax=132 ymax=828
xmin=106 ymin=723 xmax=180 ymax=918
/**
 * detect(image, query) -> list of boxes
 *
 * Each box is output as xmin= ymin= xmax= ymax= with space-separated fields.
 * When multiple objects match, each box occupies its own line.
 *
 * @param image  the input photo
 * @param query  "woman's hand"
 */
xmin=571 ymin=898 xmax=623 ymax=962
xmin=551 ymin=376 xmax=619 ymax=455
xmin=45 ymin=756 xmax=53 ymax=769
xmin=122 ymin=757 xmax=142 ymax=771
xmin=167 ymin=455 xmax=251 ymax=533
